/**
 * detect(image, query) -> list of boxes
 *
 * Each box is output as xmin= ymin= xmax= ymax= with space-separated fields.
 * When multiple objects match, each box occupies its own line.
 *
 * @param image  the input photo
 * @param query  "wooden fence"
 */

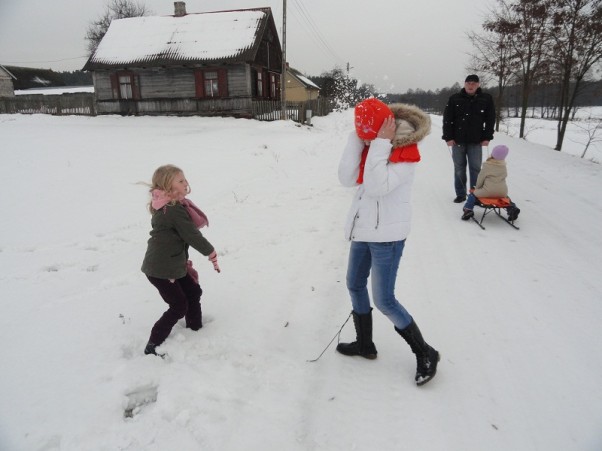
xmin=252 ymin=98 xmax=334 ymax=123
xmin=0 ymin=93 xmax=334 ymax=123
xmin=0 ymin=92 xmax=95 ymax=116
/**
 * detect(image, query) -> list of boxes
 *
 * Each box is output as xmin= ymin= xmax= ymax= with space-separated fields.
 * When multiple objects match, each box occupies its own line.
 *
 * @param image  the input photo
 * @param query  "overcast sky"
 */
xmin=0 ymin=0 xmax=496 ymax=93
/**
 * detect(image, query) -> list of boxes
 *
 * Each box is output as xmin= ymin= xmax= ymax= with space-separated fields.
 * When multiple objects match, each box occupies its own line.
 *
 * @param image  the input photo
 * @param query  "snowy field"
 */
xmin=14 ymin=86 xmax=95 ymax=95
xmin=1 ymin=109 xmax=601 ymax=451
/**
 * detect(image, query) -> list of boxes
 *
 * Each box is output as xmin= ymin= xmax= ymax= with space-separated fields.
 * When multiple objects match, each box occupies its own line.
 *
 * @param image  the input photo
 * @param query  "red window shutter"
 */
xmin=109 ymin=73 xmax=119 ymax=99
xmin=194 ymin=70 xmax=205 ymax=98
xmin=218 ymin=69 xmax=228 ymax=97
xmin=132 ymin=74 xmax=141 ymax=100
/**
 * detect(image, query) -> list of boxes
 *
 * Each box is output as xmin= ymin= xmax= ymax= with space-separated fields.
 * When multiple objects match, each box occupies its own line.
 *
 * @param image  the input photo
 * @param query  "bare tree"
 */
xmin=549 ymin=0 xmax=602 ymax=151
xmin=504 ymin=0 xmax=553 ymax=139
xmin=467 ymin=7 xmax=520 ymax=132
xmin=85 ymin=0 xmax=151 ymax=56
xmin=571 ymin=116 xmax=602 ymax=158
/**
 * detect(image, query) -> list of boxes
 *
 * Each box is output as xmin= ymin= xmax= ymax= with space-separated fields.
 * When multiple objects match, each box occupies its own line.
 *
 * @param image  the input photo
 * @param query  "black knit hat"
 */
xmin=465 ymin=74 xmax=480 ymax=83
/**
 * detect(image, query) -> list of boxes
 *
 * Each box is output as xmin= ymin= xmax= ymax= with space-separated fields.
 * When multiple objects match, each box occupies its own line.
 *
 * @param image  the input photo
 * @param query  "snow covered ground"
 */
xmin=1 ymin=109 xmax=601 ymax=451
xmin=14 ymin=86 xmax=94 ymax=95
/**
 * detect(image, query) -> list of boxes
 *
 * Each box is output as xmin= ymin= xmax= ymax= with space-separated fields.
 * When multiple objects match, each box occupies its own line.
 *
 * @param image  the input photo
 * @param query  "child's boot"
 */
xmin=507 ymin=206 xmax=520 ymax=221
xmin=144 ymin=341 xmax=164 ymax=357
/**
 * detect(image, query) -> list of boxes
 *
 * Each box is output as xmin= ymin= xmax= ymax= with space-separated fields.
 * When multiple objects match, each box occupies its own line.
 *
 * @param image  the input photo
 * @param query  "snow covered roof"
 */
xmin=288 ymin=67 xmax=320 ymax=90
xmin=0 ymin=64 xmax=17 ymax=80
xmin=83 ymin=8 xmax=278 ymax=70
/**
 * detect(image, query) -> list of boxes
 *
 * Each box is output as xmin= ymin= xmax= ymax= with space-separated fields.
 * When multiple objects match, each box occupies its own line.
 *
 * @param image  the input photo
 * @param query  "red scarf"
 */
xmin=357 ymin=143 xmax=421 ymax=184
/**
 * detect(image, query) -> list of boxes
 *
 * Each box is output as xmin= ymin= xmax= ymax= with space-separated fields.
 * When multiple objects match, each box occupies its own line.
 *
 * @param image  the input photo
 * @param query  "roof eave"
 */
xmin=83 ymin=54 xmax=253 ymax=71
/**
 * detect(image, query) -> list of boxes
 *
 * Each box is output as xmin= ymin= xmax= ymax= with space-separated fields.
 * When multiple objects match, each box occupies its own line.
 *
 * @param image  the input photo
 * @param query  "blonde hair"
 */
xmin=148 ymin=164 xmax=190 ymax=213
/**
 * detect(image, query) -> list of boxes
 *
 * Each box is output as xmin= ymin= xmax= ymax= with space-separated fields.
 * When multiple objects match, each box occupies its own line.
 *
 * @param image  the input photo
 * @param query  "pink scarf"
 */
xmin=151 ymin=189 xmax=209 ymax=228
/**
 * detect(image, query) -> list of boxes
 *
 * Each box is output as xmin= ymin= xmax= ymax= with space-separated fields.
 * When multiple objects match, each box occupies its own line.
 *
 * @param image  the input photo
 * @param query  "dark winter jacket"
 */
xmin=141 ymin=203 xmax=214 ymax=280
xmin=442 ymin=88 xmax=495 ymax=144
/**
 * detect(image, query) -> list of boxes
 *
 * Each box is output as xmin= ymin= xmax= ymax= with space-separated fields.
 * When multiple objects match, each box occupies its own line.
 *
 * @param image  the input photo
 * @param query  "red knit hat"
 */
xmin=354 ymin=98 xmax=393 ymax=140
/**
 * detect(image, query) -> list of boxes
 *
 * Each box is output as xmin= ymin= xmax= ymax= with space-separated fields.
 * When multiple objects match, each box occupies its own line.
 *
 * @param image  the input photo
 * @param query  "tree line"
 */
xmin=310 ymin=0 xmax=602 ymax=152
xmin=460 ymin=0 xmax=601 ymax=151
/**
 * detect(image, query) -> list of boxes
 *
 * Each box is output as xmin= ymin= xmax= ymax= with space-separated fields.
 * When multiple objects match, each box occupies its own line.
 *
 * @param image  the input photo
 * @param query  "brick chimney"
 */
xmin=174 ymin=2 xmax=186 ymax=17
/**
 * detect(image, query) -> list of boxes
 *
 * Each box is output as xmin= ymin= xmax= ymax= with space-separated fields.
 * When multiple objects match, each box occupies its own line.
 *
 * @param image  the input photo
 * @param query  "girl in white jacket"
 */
xmin=337 ymin=98 xmax=440 ymax=386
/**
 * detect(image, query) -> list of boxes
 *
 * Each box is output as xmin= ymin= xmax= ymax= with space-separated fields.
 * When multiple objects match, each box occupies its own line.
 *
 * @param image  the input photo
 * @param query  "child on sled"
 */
xmin=461 ymin=144 xmax=520 ymax=221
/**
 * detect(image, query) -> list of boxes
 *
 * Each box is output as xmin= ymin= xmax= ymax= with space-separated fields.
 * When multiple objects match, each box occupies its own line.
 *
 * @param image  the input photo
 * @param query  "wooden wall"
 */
xmin=94 ymin=65 xmax=250 ymax=101
xmin=0 ymin=71 xmax=14 ymax=97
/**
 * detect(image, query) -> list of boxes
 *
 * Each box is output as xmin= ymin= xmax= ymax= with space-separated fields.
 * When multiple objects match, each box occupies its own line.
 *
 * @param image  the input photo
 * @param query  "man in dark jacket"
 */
xmin=442 ymin=74 xmax=495 ymax=203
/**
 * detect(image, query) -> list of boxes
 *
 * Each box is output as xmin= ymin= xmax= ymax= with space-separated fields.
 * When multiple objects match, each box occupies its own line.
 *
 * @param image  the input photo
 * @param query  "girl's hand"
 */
xmin=209 ymin=251 xmax=221 ymax=273
xmin=377 ymin=116 xmax=396 ymax=141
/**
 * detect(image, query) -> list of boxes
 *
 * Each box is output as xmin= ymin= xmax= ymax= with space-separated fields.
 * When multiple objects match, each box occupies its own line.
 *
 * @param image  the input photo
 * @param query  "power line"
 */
xmin=290 ymin=0 xmax=342 ymax=61
xmin=289 ymin=0 xmax=344 ymax=64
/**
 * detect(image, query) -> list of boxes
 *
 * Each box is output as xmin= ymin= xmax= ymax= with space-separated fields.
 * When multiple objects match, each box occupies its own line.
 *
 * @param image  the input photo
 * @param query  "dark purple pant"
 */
xmin=147 ymin=273 xmax=202 ymax=346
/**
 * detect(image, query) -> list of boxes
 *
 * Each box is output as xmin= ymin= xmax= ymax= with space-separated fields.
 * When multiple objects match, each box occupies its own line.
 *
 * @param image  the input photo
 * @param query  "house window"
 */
xmin=195 ymin=68 xmax=228 ymax=98
xmin=119 ymin=75 xmax=133 ymax=99
xmin=110 ymin=72 xmax=140 ymax=100
xmin=204 ymin=71 xmax=219 ymax=97
xmin=270 ymin=73 xmax=278 ymax=99
xmin=256 ymin=71 xmax=263 ymax=97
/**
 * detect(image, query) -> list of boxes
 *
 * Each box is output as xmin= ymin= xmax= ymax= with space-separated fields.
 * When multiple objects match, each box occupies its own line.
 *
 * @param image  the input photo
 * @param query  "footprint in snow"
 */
xmin=123 ymin=385 xmax=158 ymax=418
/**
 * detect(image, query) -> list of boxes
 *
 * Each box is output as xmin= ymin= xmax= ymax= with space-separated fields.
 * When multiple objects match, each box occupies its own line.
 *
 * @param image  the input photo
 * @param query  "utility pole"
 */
xmin=281 ymin=0 xmax=287 ymax=120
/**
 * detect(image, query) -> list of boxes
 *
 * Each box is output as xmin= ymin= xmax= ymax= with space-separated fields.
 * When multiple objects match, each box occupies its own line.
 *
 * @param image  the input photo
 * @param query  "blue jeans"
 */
xmin=463 ymin=193 xmax=478 ymax=210
xmin=452 ymin=144 xmax=482 ymax=196
xmin=346 ymin=240 xmax=413 ymax=330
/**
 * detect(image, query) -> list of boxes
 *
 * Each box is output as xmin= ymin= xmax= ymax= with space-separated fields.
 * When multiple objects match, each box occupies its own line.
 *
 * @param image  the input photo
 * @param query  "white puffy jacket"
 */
xmin=339 ymin=132 xmax=416 ymax=242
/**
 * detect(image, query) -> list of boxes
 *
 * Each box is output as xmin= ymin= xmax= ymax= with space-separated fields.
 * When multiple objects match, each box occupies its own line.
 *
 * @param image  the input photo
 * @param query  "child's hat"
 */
xmin=491 ymin=144 xmax=509 ymax=160
xmin=354 ymin=98 xmax=393 ymax=140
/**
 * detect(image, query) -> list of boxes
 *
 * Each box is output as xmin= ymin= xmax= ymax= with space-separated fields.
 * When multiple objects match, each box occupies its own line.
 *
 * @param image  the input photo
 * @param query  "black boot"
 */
xmin=144 ymin=341 xmax=165 ymax=358
xmin=336 ymin=310 xmax=377 ymax=359
xmin=396 ymin=320 xmax=439 ymax=385
xmin=507 ymin=206 xmax=520 ymax=221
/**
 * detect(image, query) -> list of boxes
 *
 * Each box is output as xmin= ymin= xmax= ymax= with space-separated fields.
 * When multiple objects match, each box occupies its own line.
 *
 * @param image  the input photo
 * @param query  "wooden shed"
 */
xmin=82 ymin=3 xmax=283 ymax=117
xmin=0 ymin=65 xmax=16 ymax=97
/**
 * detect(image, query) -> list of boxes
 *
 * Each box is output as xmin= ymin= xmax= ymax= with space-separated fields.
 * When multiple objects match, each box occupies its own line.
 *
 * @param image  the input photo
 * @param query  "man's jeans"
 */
xmin=452 ymin=143 xmax=483 ymax=196
xmin=346 ymin=240 xmax=413 ymax=330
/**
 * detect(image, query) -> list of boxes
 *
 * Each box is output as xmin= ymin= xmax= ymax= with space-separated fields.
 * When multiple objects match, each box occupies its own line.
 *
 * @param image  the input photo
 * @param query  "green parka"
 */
xmin=141 ymin=203 xmax=214 ymax=280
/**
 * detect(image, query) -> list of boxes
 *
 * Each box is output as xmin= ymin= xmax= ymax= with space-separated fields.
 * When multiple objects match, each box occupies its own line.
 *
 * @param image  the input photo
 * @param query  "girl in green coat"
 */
xmin=141 ymin=165 xmax=220 ymax=356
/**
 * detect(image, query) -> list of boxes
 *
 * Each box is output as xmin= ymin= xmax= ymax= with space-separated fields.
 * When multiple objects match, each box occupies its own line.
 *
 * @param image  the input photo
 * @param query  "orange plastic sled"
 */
xmin=471 ymin=196 xmax=519 ymax=230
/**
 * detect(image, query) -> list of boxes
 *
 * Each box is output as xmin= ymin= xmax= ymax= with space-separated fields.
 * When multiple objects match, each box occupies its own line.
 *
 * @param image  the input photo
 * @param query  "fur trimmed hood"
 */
xmin=389 ymin=103 xmax=431 ymax=148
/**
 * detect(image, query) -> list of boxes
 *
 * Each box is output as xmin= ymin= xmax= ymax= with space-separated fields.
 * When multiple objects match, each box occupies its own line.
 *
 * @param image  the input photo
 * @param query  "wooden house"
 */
xmin=82 ymin=2 xmax=283 ymax=117
xmin=0 ymin=65 xmax=17 ymax=97
xmin=285 ymin=66 xmax=320 ymax=102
